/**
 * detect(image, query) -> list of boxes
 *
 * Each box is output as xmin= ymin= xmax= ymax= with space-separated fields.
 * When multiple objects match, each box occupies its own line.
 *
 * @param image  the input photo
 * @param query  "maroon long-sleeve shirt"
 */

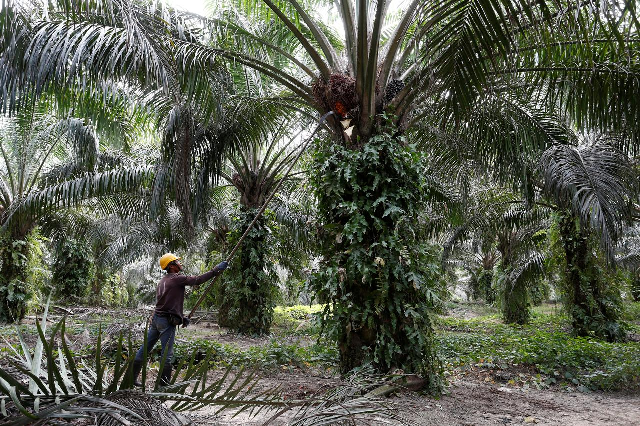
xmin=155 ymin=268 xmax=220 ymax=318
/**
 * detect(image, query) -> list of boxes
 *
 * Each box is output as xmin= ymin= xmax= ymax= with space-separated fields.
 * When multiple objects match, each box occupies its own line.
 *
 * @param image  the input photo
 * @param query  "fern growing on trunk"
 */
xmin=310 ymin=122 xmax=443 ymax=390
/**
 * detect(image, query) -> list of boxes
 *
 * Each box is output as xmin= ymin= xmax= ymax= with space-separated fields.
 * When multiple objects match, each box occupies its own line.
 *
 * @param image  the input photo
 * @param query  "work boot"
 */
xmin=132 ymin=360 xmax=143 ymax=387
xmin=159 ymin=364 xmax=173 ymax=387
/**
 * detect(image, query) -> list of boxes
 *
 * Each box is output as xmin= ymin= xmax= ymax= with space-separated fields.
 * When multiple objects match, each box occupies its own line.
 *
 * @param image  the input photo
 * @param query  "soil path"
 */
xmin=401 ymin=378 xmax=640 ymax=425
xmin=186 ymin=370 xmax=640 ymax=425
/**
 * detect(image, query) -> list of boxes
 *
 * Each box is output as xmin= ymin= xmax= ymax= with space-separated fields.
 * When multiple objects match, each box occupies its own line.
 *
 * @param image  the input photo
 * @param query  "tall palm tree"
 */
xmin=494 ymin=206 xmax=548 ymax=324
xmin=541 ymin=140 xmax=635 ymax=340
xmin=211 ymin=122 xmax=314 ymax=334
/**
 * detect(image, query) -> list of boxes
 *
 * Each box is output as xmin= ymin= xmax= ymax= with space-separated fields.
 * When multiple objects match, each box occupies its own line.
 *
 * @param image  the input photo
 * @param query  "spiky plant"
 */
xmin=0 ymin=301 xmax=408 ymax=425
xmin=0 ymin=310 xmax=278 ymax=424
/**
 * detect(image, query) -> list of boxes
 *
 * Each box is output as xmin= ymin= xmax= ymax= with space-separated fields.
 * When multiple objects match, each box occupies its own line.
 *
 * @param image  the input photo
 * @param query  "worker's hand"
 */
xmin=216 ymin=261 xmax=229 ymax=271
xmin=182 ymin=317 xmax=190 ymax=328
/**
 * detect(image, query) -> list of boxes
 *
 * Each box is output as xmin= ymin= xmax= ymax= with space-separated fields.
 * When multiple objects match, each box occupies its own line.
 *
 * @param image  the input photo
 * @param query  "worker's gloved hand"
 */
xmin=216 ymin=261 xmax=229 ymax=271
xmin=182 ymin=316 xmax=190 ymax=328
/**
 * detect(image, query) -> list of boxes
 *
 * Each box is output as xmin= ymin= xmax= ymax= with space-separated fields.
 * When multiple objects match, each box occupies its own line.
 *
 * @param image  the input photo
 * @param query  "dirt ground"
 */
xmin=182 ymin=313 xmax=640 ymax=426
xmin=400 ymin=378 xmax=640 ymax=425
xmin=186 ymin=370 xmax=640 ymax=425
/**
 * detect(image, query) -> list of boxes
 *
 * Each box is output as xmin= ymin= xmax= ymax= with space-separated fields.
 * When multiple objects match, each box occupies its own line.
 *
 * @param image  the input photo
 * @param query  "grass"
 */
xmin=271 ymin=304 xmax=323 ymax=335
xmin=172 ymin=337 xmax=339 ymax=371
xmin=622 ymin=301 xmax=640 ymax=323
xmin=172 ymin=304 xmax=335 ymax=370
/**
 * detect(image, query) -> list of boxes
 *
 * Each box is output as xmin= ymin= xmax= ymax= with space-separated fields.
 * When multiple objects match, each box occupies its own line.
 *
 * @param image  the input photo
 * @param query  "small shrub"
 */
xmin=622 ymin=301 xmax=640 ymax=322
xmin=100 ymin=274 xmax=129 ymax=307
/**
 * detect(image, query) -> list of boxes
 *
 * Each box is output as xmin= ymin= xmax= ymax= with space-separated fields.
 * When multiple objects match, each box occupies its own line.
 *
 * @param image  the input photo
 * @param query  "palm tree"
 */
xmin=42 ymin=186 xmax=169 ymax=306
xmin=211 ymin=122 xmax=314 ymax=334
xmin=494 ymin=206 xmax=548 ymax=324
xmin=2 ymin=0 xmax=292 ymax=231
xmin=443 ymin=185 xmax=549 ymax=323
xmin=616 ymin=226 xmax=640 ymax=302
xmin=0 ymin=101 xmax=151 ymax=321
xmin=541 ymin=140 xmax=635 ymax=340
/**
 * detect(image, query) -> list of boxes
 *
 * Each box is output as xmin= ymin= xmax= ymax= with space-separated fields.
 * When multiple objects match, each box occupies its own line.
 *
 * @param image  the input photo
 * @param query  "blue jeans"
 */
xmin=134 ymin=313 xmax=176 ymax=365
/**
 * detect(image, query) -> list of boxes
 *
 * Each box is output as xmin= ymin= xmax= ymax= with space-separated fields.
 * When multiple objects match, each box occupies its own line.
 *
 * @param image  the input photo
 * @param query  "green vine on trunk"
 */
xmin=555 ymin=211 xmax=625 ymax=342
xmin=52 ymin=238 xmax=94 ymax=303
xmin=310 ymin=122 xmax=443 ymax=391
xmin=216 ymin=209 xmax=279 ymax=335
xmin=0 ymin=229 xmax=44 ymax=322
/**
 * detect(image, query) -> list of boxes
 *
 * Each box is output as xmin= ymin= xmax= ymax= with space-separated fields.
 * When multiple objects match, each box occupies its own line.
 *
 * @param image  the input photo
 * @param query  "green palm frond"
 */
xmin=540 ymin=141 xmax=634 ymax=262
xmin=49 ymin=83 xmax=148 ymax=151
xmin=506 ymin=2 xmax=640 ymax=134
xmin=1 ymin=306 xmax=406 ymax=424
xmin=25 ymin=2 xmax=168 ymax=97
xmin=442 ymin=187 xmax=522 ymax=257
xmin=398 ymin=0 xmax=522 ymax=118
xmin=0 ymin=0 xmax=33 ymax=114
xmin=0 ymin=314 xmax=272 ymax=423
xmin=6 ymin=0 xmax=640 ymax=148
xmin=3 ymin=165 xmax=153 ymax=231
xmin=416 ymin=84 xmax=580 ymax=202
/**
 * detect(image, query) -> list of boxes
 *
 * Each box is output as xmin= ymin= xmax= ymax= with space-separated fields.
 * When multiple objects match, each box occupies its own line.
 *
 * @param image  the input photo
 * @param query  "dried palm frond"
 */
xmin=97 ymin=390 xmax=191 ymax=426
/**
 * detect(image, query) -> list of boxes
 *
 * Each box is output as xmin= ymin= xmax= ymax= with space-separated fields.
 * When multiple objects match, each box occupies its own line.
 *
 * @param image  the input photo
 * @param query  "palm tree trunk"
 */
xmin=557 ymin=211 xmax=624 ymax=341
xmin=310 ymin=130 xmax=441 ymax=389
xmin=217 ymin=209 xmax=277 ymax=335
xmin=498 ymin=232 xmax=530 ymax=325
xmin=501 ymin=274 xmax=529 ymax=325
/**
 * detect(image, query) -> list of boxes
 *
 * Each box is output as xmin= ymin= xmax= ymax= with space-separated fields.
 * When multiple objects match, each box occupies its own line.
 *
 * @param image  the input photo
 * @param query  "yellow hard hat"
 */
xmin=159 ymin=253 xmax=181 ymax=270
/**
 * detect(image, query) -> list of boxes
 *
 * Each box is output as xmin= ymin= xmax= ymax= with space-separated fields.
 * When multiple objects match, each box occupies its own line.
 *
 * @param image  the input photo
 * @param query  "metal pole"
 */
xmin=188 ymin=111 xmax=334 ymax=318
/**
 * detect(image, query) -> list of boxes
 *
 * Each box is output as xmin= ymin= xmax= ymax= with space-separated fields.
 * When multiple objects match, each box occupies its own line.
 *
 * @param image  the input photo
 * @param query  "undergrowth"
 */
xmin=172 ymin=338 xmax=338 ymax=371
xmin=3 ymin=303 xmax=638 ymax=392
xmin=436 ymin=307 xmax=640 ymax=391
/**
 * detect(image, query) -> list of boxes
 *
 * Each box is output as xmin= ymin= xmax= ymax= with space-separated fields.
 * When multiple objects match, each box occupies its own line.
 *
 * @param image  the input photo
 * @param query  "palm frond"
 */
xmin=3 ymin=165 xmax=153 ymax=231
xmin=540 ymin=142 xmax=634 ymax=262
xmin=1 ymin=307 xmax=404 ymax=425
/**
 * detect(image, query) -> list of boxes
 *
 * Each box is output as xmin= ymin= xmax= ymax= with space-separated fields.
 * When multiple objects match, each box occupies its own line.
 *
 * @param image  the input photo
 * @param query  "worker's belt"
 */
xmin=155 ymin=311 xmax=183 ymax=326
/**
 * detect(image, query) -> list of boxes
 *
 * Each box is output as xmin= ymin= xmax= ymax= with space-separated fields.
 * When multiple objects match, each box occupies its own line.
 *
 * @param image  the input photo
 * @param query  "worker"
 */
xmin=132 ymin=253 xmax=228 ymax=387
